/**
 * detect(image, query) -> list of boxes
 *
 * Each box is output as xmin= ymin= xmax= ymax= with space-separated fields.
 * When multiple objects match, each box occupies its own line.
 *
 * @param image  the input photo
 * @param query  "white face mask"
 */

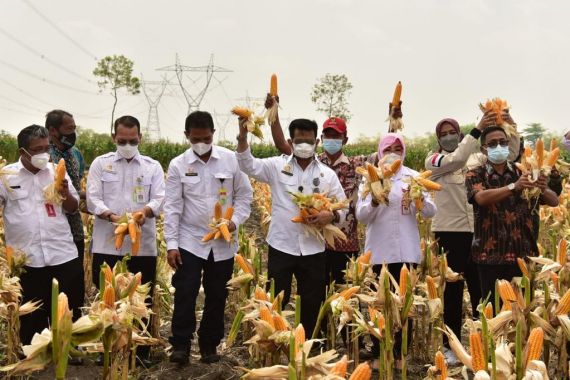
xmin=293 ymin=143 xmax=316 ymax=159
xmin=383 ymin=152 xmax=401 ymax=165
xmin=28 ymin=151 xmax=50 ymax=170
xmin=192 ymin=142 xmax=212 ymax=156
xmin=117 ymin=144 xmax=139 ymax=159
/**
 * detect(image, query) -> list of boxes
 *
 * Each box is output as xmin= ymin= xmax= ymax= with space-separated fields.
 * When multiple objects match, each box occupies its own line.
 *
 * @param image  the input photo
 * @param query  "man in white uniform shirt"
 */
xmin=236 ymin=118 xmax=346 ymax=340
xmin=165 ymin=111 xmax=252 ymax=365
xmin=86 ymin=115 xmax=165 ymax=363
xmin=0 ymin=125 xmax=82 ymax=344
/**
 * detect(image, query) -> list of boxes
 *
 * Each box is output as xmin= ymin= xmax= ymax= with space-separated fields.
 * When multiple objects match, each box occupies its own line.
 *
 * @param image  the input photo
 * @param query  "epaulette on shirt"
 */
xmin=430 ymin=153 xmax=445 ymax=167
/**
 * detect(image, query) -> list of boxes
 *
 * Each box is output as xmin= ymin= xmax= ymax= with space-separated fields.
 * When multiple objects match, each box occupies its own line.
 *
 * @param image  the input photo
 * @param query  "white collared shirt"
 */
xmin=356 ymin=166 xmax=437 ymax=265
xmin=236 ymin=147 xmax=347 ymax=256
xmin=86 ymin=151 xmax=165 ymax=257
xmin=0 ymin=159 xmax=78 ymax=267
xmin=163 ymin=146 xmax=253 ymax=261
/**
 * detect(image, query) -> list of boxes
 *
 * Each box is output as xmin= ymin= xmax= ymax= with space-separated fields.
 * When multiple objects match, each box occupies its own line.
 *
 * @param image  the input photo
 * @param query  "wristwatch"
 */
xmin=236 ymin=134 xmax=247 ymax=142
xmin=507 ymin=183 xmax=516 ymax=192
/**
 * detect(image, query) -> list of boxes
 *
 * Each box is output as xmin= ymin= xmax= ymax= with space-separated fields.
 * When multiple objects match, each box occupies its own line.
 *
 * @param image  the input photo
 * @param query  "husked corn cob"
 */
xmin=419 ymin=170 xmax=432 ymax=178
xmin=426 ymin=275 xmax=438 ymax=299
xmin=349 ymin=362 xmax=372 ymax=380
xmin=131 ymin=227 xmax=141 ymax=256
xmin=215 ymin=202 xmax=223 ymax=220
xmin=367 ymin=163 xmax=380 ymax=182
xmin=470 ymin=331 xmax=486 ymax=372
xmin=497 ymin=280 xmax=517 ymax=310
xmin=550 ymin=138 xmax=557 ymax=151
xmin=484 ymin=303 xmax=493 ymax=319
xmin=259 ymin=305 xmax=274 ymax=328
xmin=128 ymin=221 xmax=137 ymax=244
xmin=269 ymin=74 xmax=278 ymax=97
xmin=219 ymin=223 xmax=231 ymax=242
xmin=524 ymin=327 xmax=544 ymax=368
xmin=273 ymin=314 xmax=288 ymax=331
xmin=224 ymin=206 xmax=234 ymax=221
xmin=231 ymin=106 xmax=253 ymax=118
xmin=391 ymin=81 xmax=402 ymax=106
xmin=115 ymin=223 xmax=128 ymax=235
xmin=330 ymin=354 xmax=348 ymax=377
xmin=435 ymin=350 xmax=447 ymax=380
xmin=536 ymin=138 xmax=544 ymax=168
xmin=235 ymin=254 xmax=253 ymax=275
xmin=254 ymin=286 xmax=268 ymax=301
xmin=339 ymin=286 xmax=360 ymax=300
xmin=103 ymin=285 xmax=115 ymax=309
xmin=417 ymin=177 xmax=442 ymax=191
xmin=546 ymin=147 xmax=560 ymax=167
xmin=517 ymin=258 xmax=529 ymax=278
xmin=294 ymin=324 xmax=305 ymax=358
xmin=558 ymin=238 xmax=567 ymax=266
xmin=399 ymin=264 xmax=409 ymax=297
xmin=555 ymin=288 xmax=570 ymax=315
xmin=54 ymin=158 xmax=66 ymax=191
xmin=202 ymin=230 xmax=217 ymax=242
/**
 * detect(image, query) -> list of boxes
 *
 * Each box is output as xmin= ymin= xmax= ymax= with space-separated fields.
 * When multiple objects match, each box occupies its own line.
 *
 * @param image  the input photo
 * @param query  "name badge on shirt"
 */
xmin=45 ymin=203 xmax=56 ymax=217
xmin=401 ymin=198 xmax=411 ymax=215
xmin=219 ymin=187 xmax=227 ymax=205
xmin=133 ymin=186 xmax=146 ymax=203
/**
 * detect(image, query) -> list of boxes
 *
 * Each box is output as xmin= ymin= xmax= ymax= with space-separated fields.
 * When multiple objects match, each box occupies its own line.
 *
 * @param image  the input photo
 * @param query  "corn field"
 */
xmin=1 ymin=146 xmax=570 ymax=379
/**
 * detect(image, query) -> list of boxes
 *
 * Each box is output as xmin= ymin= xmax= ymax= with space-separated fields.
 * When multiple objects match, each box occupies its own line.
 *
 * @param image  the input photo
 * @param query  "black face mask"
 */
xmin=59 ymin=131 xmax=76 ymax=150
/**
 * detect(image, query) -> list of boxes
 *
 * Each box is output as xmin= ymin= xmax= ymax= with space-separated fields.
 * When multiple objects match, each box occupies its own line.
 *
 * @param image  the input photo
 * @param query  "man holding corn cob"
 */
xmin=236 ymin=116 xmax=346 ymax=340
xmin=466 ymin=126 xmax=559 ymax=303
xmin=87 ymin=116 xmax=165 ymax=363
xmin=0 ymin=125 xmax=83 ymax=344
xmin=165 ymin=111 xmax=252 ymax=365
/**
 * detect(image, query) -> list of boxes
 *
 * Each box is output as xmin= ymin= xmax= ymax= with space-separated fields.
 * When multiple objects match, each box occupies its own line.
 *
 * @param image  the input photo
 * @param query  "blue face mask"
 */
xmin=487 ymin=145 xmax=509 ymax=164
xmin=322 ymin=139 xmax=343 ymax=155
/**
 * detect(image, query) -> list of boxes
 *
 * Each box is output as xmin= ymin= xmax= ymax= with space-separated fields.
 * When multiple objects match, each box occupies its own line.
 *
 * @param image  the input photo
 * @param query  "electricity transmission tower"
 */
xmin=156 ymin=54 xmax=232 ymax=116
xmin=141 ymin=75 xmax=168 ymax=141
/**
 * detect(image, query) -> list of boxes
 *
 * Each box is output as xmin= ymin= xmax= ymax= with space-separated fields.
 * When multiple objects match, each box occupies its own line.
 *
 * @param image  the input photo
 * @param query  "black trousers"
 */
xmin=435 ymin=232 xmax=481 ymax=343
xmin=170 ymin=249 xmax=234 ymax=351
xmin=267 ymin=246 xmax=326 ymax=338
xmin=325 ymin=250 xmax=359 ymax=287
xmin=19 ymin=258 xmax=83 ymax=345
xmin=371 ymin=263 xmax=414 ymax=357
xmin=73 ymin=239 xmax=85 ymax=321
xmin=477 ymin=264 xmax=522 ymax=307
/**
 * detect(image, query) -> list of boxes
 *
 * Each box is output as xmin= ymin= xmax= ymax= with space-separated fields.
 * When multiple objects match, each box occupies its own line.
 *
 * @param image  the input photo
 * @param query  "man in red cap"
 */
xmin=265 ymin=96 xmax=378 ymax=286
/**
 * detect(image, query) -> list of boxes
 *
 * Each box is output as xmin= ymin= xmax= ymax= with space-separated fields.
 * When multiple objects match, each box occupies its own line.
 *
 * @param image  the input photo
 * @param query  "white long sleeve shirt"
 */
xmin=356 ymin=166 xmax=436 ymax=265
xmin=163 ymin=146 xmax=252 ymax=261
xmin=0 ymin=159 xmax=78 ymax=267
xmin=236 ymin=147 xmax=347 ymax=256
xmin=86 ymin=151 xmax=165 ymax=257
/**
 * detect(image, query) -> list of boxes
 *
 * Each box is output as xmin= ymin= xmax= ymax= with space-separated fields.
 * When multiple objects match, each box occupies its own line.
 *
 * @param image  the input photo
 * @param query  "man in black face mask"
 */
xmin=46 ymin=110 xmax=85 ymax=320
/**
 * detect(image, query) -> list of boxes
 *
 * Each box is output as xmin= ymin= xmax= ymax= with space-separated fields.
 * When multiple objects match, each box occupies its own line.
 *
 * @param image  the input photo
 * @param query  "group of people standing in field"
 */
xmin=0 ymin=94 xmax=563 ymax=368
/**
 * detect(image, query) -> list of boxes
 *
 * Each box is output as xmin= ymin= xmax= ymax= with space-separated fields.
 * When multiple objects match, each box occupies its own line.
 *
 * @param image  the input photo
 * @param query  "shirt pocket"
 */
xmin=278 ymin=172 xmax=297 ymax=193
xmin=7 ymin=187 xmax=31 ymax=214
xmin=101 ymin=171 xmax=120 ymax=194
xmin=181 ymin=175 xmax=202 ymax=196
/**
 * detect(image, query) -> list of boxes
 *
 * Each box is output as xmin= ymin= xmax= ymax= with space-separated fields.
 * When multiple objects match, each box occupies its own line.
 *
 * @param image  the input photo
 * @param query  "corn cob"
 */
xmin=484 ymin=303 xmax=493 ymax=319
xmin=536 ymin=139 xmax=544 ymax=168
xmin=384 ymin=159 xmax=402 ymax=177
xmin=435 ymin=350 xmax=447 ymax=380
xmin=368 ymin=306 xmax=378 ymax=323
xmin=259 ymin=305 xmax=275 ymax=328
xmin=254 ymin=286 xmax=268 ymax=301
xmin=214 ymin=230 xmax=222 ymax=240
xmin=131 ymin=226 xmax=141 ymax=255
xmin=269 ymin=74 xmax=278 ymax=97
xmin=524 ymin=146 xmax=532 ymax=158
xmin=224 ymin=206 xmax=234 ymax=221
xmin=470 ymin=331 xmax=486 ymax=372
xmin=294 ymin=324 xmax=305 ymax=359
xmin=231 ymin=106 xmax=253 ymax=118
xmin=399 ymin=264 xmax=409 ymax=297
xmin=215 ymin=201 xmax=223 ymax=220
xmin=273 ymin=314 xmax=288 ymax=331
xmin=517 ymin=258 xmax=529 ymax=278
xmin=546 ymin=147 xmax=560 ymax=167
xmin=515 ymin=162 xmax=529 ymax=175
xmin=419 ymin=170 xmax=433 ymax=178
xmin=128 ymin=221 xmax=137 ymax=244
xmin=103 ymin=265 xmax=114 ymax=285
xmin=426 ymin=275 xmax=438 ymax=299
xmin=330 ymin=354 xmax=348 ymax=377
xmin=339 ymin=286 xmax=360 ymax=300
xmin=524 ymin=327 xmax=543 ymax=368
xmin=550 ymin=138 xmax=557 ymax=151
xmin=497 ymin=280 xmax=517 ymax=310
xmin=555 ymin=288 xmax=570 ymax=315
xmin=291 ymin=215 xmax=304 ymax=223
xmin=114 ymin=223 xmax=128 ymax=235
xmin=103 ymin=285 xmax=115 ymax=309
xmin=202 ymin=230 xmax=217 ymax=242
xmin=6 ymin=245 xmax=13 ymax=268
xmin=391 ymin=81 xmax=402 ymax=106
xmin=54 ymin=158 xmax=66 ymax=191
xmin=219 ymin=223 xmax=231 ymax=242
xmin=367 ymin=163 xmax=380 ymax=182
xmin=349 ymin=362 xmax=372 ymax=380
xmin=235 ymin=253 xmax=253 ymax=275
xmin=132 ymin=211 xmax=144 ymax=224
xmin=357 ymin=250 xmax=372 ymax=274
xmin=417 ymin=177 xmax=443 ymax=191
xmin=551 ymin=272 xmax=559 ymax=292
xmin=558 ymin=238 xmax=567 ymax=266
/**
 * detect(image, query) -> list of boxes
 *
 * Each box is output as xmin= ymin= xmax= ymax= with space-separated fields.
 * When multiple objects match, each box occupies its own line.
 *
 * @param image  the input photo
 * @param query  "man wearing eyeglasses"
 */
xmin=465 ymin=124 xmax=558 ymax=303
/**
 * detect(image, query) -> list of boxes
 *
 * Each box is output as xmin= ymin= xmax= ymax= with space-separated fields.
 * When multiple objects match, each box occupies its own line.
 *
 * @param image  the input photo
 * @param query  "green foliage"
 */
xmin=0 ymin=131 xmax=18 ymax=162
xmin=522 ymin=122 xmax=547 ymax=144
xmin=93 ymin=55 xmax=141 ymax=131
xmin=310 ymin=74 xmax=353 ymax=121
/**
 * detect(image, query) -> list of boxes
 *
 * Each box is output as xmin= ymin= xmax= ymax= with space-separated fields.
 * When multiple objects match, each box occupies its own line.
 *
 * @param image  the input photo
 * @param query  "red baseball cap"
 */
xmin=322 ymin=117 xmax=347 ymax=134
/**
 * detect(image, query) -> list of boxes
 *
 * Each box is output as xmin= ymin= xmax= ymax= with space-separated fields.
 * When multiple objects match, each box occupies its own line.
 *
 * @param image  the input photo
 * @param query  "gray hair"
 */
xmin=17 ymin=125 xmax=49 ymax=149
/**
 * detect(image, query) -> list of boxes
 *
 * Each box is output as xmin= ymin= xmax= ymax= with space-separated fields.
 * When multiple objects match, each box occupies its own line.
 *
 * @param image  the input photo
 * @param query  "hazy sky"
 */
xmin=1 ymin=0 xmax=569 ymax=143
